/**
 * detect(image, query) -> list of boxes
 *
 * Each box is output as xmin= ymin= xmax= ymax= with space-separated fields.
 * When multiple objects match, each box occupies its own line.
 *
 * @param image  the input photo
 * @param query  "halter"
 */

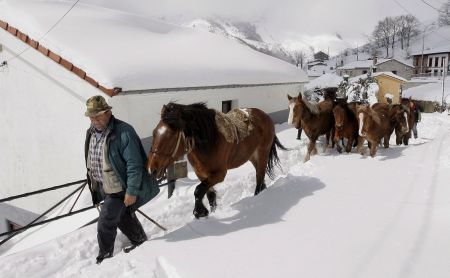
xmin=150 ymin=131 xmax=195 ymax=158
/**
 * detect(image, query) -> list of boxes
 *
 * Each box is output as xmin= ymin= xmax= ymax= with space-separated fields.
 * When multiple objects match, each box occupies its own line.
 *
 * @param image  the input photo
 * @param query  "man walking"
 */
xmin=84 ymin=95 xmax=160 ymax=264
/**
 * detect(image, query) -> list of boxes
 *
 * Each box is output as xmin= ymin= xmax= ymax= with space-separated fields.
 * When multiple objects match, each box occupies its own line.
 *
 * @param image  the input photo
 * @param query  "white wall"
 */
xmin=110 ymin=83 xmax=303 ymax=140
xmin=0 ymin=30 xmax=99 ymax=213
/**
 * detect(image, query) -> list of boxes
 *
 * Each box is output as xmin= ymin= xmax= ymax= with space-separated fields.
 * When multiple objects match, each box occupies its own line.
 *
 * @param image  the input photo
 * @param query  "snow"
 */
xmin=305 ymin=73 xmax=343 ymax=90
xmin=1 ymin=1 xmax=450 ymax=277
xmin=0 ymin=0 xmax=307 ymax=91
xmin=404 ymin=76 xmax=450 ymax=103
xmin=338 ymin=59 xmax=374 ymax=70
xmin=350 ymin=71 xmax=407 ymax=83
xmin=1 ymin=111 xmax=450 ymax=278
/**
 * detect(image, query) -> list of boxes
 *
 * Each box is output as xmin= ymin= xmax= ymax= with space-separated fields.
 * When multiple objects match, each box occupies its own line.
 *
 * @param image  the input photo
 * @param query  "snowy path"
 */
xmin=1 ymin=113 xmax=450 ymax=278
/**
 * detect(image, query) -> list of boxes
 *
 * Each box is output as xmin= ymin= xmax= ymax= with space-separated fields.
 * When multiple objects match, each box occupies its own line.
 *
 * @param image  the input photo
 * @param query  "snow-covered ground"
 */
xmin=1 ymin=111 xmax=450 ymax=278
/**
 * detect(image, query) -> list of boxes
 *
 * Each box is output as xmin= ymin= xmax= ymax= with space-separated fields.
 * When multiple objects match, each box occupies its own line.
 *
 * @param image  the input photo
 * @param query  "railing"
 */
xmin=0 ymin=179 xmax=171 ymax=247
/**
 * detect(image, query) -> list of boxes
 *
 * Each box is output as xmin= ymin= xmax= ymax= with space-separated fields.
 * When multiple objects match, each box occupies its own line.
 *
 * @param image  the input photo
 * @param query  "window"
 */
xmin=392 ymin=70 xmax=397 ymax=75
xmin=429 ymin=58 xmax=432 ymax=67
xmin=435 ymin=57 xmax=439 ymax=67
xmin=7 ymin=220 xmax=21 ymax=232
xmin=222 ymin=100 xmax=232 ymax=113
xmin=362 ymin=70 xmax=367 ymax=74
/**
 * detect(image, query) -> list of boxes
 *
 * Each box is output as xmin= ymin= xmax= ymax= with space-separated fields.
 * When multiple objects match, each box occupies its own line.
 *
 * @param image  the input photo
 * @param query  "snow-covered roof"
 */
xmin=307 ymin=64 xmax=332 ymax=77
xmin=375 ymin=58 xmax=414 ymax=68
xmin=338 ymin=60 xmax=374 ymax=70
xmin=403 ymin=76 xmax=450 ymax=102
xmin=305 ymin=73 xmax=343 ymax=90
xmin=350 ymin=71 xmax=407 ymax=83
xmin=0 ymin=0 xmax=307 ymax=92
xmin=411 ymin=45 xmax=450 ymax=56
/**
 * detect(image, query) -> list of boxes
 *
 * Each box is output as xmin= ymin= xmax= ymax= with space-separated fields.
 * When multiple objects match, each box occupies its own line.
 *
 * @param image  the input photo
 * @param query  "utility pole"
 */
xmin=442 ymin=57 xmax=447 ymax=112
xmin=356 ymin=44 xmax=359 ymax=61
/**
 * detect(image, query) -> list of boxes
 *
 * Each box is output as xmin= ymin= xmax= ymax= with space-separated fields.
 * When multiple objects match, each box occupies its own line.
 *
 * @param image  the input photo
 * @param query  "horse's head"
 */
xmin=357 ymin=104 xmax=371 ymax=137
xmin=392 ymin=105 xmax=410 ymax=135
xmin=147 ymin=103 xmax=187 ymax=179
xmin=287 ymin=93 xmax=302 ymax=129
xmin=333 ymin=104 xmax=346 ymax=131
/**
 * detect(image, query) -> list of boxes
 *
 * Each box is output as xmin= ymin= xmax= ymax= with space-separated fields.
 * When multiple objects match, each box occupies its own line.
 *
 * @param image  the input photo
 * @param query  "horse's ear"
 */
xmin=287 ymin=94 xmax=292 ymax=101
xmin=297 ymin=92 xmax=302 ymax=99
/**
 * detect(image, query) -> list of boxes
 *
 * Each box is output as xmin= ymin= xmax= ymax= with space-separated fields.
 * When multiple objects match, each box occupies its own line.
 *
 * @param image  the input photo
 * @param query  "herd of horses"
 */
xmin=288 ymin=89 xmax=414 ymax=160
xmin=146 ymin=91 xmax=416 ymax=218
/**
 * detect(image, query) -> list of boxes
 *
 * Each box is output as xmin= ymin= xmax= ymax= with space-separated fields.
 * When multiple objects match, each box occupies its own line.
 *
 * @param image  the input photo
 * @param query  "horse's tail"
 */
xmin=266 ymin=135 xmax=288 ymax=179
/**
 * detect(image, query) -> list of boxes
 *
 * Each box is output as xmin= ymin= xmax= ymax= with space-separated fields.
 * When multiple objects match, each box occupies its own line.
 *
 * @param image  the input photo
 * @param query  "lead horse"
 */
xmin=147 ymin=102 xmax=287 ymax=218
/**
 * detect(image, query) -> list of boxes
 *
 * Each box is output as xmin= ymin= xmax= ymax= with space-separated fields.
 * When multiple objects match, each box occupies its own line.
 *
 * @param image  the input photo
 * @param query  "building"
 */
xmin=375 ymin=58 xmax=414 ymax=80
xmin=313 ymin=51 xmax=329 ymax=61
xmin=336 ymin=60 xmax=374 ymax=78
xmin=411 ymin=45 xmax=450 ymax=76
xmin=373 ymin=72 xmax=407 ymax=104
xmin=0 ymin=1 xmax=308 ymax=212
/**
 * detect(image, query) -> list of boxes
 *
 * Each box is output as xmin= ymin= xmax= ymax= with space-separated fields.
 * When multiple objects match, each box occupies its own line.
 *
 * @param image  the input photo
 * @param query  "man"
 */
xmin=84 ymin=95 xmax=160 ymax=264
xmin=411 ymin=101 xmax=421 ymax=139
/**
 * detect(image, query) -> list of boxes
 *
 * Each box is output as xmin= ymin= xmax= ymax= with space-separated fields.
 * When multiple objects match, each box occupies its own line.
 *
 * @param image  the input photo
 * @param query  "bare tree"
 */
xmin=372 ymin=17 xmax=394 ymax=57
xmin=397 ymin=15 xmax=420 ymax=49
xmin=438 ymin=0 xmax=450 ymax=26
xmin=292 ymin=50 xmax=307 ymax=68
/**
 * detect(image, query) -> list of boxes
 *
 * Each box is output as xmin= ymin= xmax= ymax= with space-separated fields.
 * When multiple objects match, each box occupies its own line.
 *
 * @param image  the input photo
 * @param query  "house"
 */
xmin=336 ymin=60 xmax=374 ymax=78
xmin=411 ymin=45 xmax=450 ymax=76
xmin=0 ymin=1 xmax=308 ymax=212
xmin=314 ymin=51 xmax=329 ymax=61
xmin=350 ymin=72 xmax=407 ymax=104
xmin=375 ymin=58 xmax=414 ymax=80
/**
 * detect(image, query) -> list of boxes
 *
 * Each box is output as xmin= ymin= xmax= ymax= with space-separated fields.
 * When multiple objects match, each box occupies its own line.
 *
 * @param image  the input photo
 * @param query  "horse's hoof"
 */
xmin=193 ymin=207 xmax=209 ymax=218
xmin=210 ymin=205 xmax=217 ymax=213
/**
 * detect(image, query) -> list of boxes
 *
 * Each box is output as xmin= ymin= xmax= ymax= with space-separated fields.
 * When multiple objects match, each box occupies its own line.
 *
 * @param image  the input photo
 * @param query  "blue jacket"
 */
xmin=85 ymin=116 xmax=160 ymax=208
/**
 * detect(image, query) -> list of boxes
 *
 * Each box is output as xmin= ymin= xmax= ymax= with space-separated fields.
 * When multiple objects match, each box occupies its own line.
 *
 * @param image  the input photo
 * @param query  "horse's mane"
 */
xmin=300 ymin=98 xmax=320 ymax=115
xmin=161 ymin=102 xmax=219 ymax=153
xmin=335 ymin=102 xmax=355 ymax=120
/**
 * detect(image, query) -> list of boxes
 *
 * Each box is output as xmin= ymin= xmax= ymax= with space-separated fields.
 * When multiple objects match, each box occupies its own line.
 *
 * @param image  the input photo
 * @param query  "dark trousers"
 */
xmin=97 ymin=192 xmax=147 ymax=255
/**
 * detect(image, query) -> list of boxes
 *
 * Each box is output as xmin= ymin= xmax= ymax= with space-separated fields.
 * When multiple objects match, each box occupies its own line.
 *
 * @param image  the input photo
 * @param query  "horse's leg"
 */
xmin=324 ymin=132 xmax=330 ymax=152
xmin=383 ymin=135 xmax=389 ymax=148
xmin=335 ymin=133 xmax=342 ymax=153
xmin=206 ymin=188 xmax=217 ymax=213
xmin=345 ymin=135 xmax=353 ymax=153
xmin=305 ymin=138 xmax=316 ymax=162
xmin=296 ymin=128 xmax=302 ymax=140
xmin=370 ymin=140 xmax=378 ymax=157
xmin=357 ymin=136 xmax=365 ymax=155
xmin=250 ymin=154 xmax=268 ymax=195
xmin=193 ymin=181 xmax=209 ymax=218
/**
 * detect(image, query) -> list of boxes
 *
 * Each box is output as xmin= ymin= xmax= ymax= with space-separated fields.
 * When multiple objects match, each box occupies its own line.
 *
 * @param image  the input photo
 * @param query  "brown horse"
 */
xmin=333 ymin=101 xmax=359 ymax=153
xmin=147 ymin=102 xmax=287 ymax=218
xmin=357 ymin=103 xmax=409 ymax=157
xmin=397 ymin=98 xmax=416 ymax=145
xmin=287 ymin=93 xmax=334 ymax=161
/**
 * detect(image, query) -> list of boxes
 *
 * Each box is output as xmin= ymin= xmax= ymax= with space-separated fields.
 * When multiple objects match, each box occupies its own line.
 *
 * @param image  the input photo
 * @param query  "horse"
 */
xmin=147 ymin=102 xmax=287 ymax=218
xmin=397 ymin=98 xmax=416 ymax=145
xmin=287 ymin=93 xmax=334 ymax=162
xmin=333 ymin=101 xmax=359 ymax=153
xmin=357 ymin=103 xmax=409 ymax=157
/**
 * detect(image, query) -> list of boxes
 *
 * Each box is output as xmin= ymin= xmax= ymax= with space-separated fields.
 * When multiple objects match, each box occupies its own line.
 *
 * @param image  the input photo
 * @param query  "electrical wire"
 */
xmin=0 ymin=0 xmax=80 ymax=67
xmin=392 ymin=0 xmax=450 ymax=42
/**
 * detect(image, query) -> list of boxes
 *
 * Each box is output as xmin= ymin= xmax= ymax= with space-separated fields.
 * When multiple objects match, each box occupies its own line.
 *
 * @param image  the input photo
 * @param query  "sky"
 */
xmin=84 ymin=0 xmax=442 ymax=55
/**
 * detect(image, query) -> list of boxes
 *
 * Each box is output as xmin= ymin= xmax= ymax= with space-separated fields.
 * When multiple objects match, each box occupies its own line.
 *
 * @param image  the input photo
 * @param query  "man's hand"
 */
xmin=124 ymin=194 xmax=137 ymax=207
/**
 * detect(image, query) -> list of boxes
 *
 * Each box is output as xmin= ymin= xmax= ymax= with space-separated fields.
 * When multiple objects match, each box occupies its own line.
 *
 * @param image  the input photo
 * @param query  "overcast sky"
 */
xmin=86 ymin=0 xmax=441 ymax=55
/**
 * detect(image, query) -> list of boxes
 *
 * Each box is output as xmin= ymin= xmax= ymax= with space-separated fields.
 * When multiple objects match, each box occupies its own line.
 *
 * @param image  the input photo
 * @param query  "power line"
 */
xmin=391 ymin=0 xmax=450 ymax=42
xmin=0 ymin=0 xmax=80 ymax=67
xmin=419 ymin=0 xmax=444 ymax=12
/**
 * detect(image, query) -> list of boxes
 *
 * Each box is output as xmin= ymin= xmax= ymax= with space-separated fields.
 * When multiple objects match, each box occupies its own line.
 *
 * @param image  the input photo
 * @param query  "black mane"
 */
xmin=161 ymin=102 xmax=219 ymax=153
